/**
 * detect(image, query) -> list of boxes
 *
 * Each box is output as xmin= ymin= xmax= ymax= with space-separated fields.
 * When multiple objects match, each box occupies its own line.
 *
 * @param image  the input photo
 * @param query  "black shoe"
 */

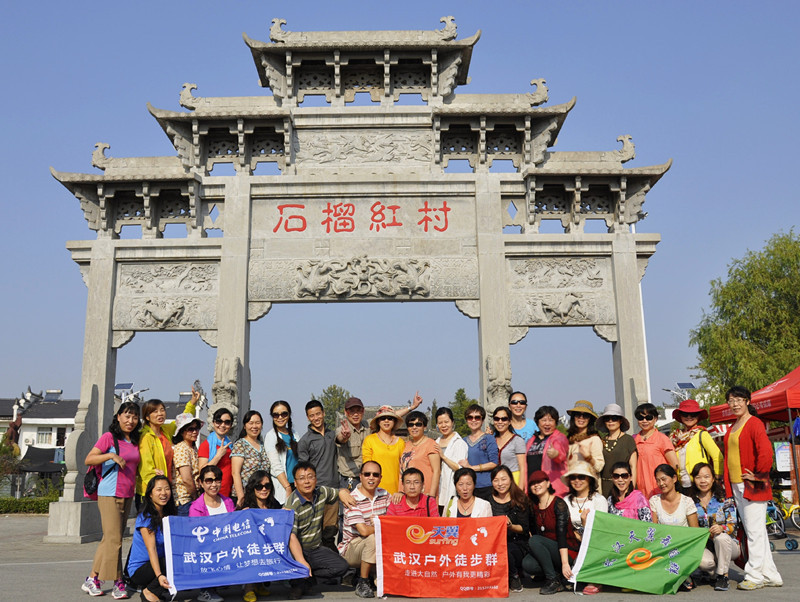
xmin=355 ymin=578 xmax=375 ymax=599
xmin=288 ymin=585 xmax=303 ymax=600
xmin=341 ymin=568 xmax=356 ymax=587
xmin=540 ymin=579 xmax=565 ymax=595
xmin=510 ymin=575 xmax=523 ymax=593
xmin=714 ymin=575 xmax=729 ymax=591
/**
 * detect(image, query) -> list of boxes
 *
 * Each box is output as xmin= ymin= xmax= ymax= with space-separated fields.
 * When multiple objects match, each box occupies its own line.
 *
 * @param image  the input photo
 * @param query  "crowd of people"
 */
xmin=80 ymin=386 xmax=784 ymax=600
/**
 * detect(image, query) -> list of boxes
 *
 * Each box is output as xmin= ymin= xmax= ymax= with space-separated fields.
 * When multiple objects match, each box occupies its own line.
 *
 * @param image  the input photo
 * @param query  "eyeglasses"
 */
xmin=466 ymin=415 xmax=483 ymax=421
xmin=295 ymin=474 xmax=316 ymax=482
xmin=407 ymin=422 xmax=424 ymax=428
xmin=214 ymin=419 xmax=232 ymax=426
xmin=254 ymin=482 xmax=272 ymax=491
xmin=493 ymin=416 xmax=510 ymax=422
xmin=272 ymin=411 xmax=289 ymax=419
xmin=572 ymin=412 xmax=593 ymax=420
xmin=635 ymin=414 xmax=656 ymax=421
xmin=203 ymin=478 xmax=222 ymax=484
xmin=727 ymin=398 xmax=747 ymax=406
xmin=612 ymin=473 xmax=630 ymax=479
xmin=509 ymin=400 xmax=527 ymax=406
xmin=568 ymin=475 xmax=588 ymax=481
xmin=379 ymin=416 xmax=395 ymax=422
xmin=361 ymin=471 xmax=381 ymax=478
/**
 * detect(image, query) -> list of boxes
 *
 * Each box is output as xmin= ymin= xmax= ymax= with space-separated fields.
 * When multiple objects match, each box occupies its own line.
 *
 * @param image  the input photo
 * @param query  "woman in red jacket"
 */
xmin=722 ymin=386 xmax=782 ymax=590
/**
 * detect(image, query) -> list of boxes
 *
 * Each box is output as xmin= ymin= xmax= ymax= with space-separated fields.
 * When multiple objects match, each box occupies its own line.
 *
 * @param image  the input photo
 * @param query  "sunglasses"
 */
xmin=604 ymin=417 xmax=620 ymax=422
xmin=612 ymin=473 xmax=630 ymax=479
xmin=184 ymin=426 xmax=200 ymax=432
xmin=493 ymin=416 xmax=510 ymax=422
xmin=407 ymin=422 xmax=424 ymax=428
xmin=466 ymin=415 xmax=483 ymax=421
xmin=254 ymin=483 xmax=272 ymax=491
xmin=214 ymin=419 xmax=232 ymax=426
xmin=203 ymin=478 xmax=222 ymax=484
xmin=509 ymin=400 xmax=527 ymax=406
xmin=272 ymin=411 xmax=289 ymax=419
xmin=636 ymin=414 xmax=656 ymax=421
xmin=568 ymin=475 xmax=588 ymax=481
xmin=361 ymin=471 xmax=381 ymax=478
xmin=681 ymin=412 xmax=700 ymax=418
xmin=379 ymin=416 xmax=395 ymax=422
xmin=572 ymin=412 xmax=593 ymax=420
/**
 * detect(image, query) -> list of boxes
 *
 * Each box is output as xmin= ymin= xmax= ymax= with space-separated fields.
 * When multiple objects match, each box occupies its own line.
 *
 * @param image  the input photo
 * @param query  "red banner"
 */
xmin=375 ymin=516 xmax=508 ymax=598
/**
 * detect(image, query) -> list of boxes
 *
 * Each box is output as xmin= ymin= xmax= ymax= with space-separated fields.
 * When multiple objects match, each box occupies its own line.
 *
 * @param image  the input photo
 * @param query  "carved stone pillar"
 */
xmin=211 ymin=175 xmax=252 ymax=424
xmin=474 ymin=174 xmax=512 ymax=413
xmin=46 ymin=238 xmax=118 ymax=542
xmin=609 ymin=234 xmax=650 ymax=423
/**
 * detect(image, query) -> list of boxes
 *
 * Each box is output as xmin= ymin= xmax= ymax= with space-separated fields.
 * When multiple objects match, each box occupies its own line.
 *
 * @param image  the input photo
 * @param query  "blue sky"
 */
xmin=2 ymin=1 xmax=797 ymax=421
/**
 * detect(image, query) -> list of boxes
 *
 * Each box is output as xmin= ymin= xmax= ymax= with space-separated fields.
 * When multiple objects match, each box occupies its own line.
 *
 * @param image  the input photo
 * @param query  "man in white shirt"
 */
xmin=337 ymin=460 xmax=391 ymax=598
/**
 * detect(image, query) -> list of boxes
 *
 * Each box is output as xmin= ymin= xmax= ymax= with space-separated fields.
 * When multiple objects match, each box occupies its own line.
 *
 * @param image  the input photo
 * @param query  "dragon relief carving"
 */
xmin=211 ymin=356 xmax=240 ymax=421
xmin=512 ymin=258 xmax=604 ymax=289
xmin=296 ymin=256 xmax=431 ymax=299
xmin=296 ymin=131 xmax=432 ymax=165
xmin=485 ymin=354 xmax=512 ymax=411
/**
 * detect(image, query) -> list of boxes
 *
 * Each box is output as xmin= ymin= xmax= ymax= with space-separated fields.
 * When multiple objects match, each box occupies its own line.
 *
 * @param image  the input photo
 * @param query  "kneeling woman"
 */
xmin=128 ymin=475 xmax=177 ymax=602
xmin=442 ymin=467 xmax=492 ymax=517
xmin=690 ymin=462 xmax=739 ymax=591
xmin=523 ymin=470 xmax=578 ymax=595
xmin=489 ymin=465 xmax=529 ymax=593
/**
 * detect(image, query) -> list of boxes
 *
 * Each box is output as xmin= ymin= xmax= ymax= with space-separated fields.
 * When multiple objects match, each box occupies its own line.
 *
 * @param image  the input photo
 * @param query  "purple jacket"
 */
xmin=188 ymin=494 xmax=236 ymax=517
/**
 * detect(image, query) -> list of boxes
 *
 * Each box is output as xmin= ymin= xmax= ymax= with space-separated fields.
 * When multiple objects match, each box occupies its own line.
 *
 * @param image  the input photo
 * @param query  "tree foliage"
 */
xmin=690 ymin=231 xmax=800 ymax=396
xmin=449 ymin=388 xmax=479 ymax=436
xmin=311 ymin=384 xmax=351 ymax=430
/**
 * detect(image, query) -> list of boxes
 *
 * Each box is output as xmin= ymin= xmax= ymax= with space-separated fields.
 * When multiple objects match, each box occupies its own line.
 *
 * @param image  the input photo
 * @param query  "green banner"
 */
xmin=571 ymin=511 xmax=709 ymax=594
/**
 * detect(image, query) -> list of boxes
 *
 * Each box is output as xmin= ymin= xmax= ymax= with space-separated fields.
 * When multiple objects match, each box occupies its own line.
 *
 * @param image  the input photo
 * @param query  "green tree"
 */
xmin=0 ymin=436 xmax=20 ymax=488
xmin=690 ymin=231 xmax=800 ymax=396
xmin=449 ymin=388 xmax=479 ymax=436
xmin=311 ymin=384 xmax=351 ymax=430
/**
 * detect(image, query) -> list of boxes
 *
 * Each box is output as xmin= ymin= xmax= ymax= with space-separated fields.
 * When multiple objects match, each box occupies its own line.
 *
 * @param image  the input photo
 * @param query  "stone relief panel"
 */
xmin=113 ymin=262 xmax=219 ymax=331
xmin=507 ymin=258 xmax=615 ymax=327
xmin=249 ymin=256 xmax=479 ymax=301
xmin=294 ymin=129 xmax=433 ymax=166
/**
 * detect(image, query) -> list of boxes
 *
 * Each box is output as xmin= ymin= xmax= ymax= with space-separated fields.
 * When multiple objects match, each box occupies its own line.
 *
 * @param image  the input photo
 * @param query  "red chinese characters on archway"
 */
xmin=271 ymin=201 xmax=452 ymax=235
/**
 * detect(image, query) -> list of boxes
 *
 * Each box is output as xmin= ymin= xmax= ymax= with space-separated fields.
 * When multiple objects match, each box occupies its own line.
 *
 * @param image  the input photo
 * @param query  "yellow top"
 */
xmin=726 ymin=424 xmax=743 ymax=484
xmin=362 ymin=432 xmax=405 ymax=494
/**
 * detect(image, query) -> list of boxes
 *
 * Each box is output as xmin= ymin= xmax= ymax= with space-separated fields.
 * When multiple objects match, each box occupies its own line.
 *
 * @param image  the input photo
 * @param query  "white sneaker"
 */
xmin=81 ymin=576 xmax=105 ymax=597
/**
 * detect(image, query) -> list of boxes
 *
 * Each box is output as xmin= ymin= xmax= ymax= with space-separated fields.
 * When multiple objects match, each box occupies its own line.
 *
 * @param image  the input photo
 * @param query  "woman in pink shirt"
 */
xmin=633 ymin=403 xmax=679 ymax=498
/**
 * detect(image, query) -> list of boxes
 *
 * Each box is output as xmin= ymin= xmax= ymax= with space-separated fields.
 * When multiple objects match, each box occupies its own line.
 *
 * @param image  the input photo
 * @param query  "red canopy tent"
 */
xmin=709 ymin=364 xmax=800 ymax=423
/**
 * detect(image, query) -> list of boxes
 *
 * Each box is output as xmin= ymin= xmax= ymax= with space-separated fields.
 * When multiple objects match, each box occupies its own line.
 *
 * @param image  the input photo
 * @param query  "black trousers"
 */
xmin=131 ymin=556 xmax=169 ymax=599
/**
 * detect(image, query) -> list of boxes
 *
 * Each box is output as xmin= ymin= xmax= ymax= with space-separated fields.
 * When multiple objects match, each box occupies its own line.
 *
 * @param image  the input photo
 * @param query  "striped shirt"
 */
xmin=338 ymin=486 xmax=390 ymax=555
xmin=284 ymin=485 xmax=338 ymax=551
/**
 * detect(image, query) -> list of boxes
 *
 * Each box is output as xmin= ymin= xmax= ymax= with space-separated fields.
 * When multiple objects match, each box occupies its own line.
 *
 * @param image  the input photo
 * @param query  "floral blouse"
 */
xmin=231 ymin=438 xmax=271 ymax=489
xmin=693 ymin=495 xmax=737 ymax=536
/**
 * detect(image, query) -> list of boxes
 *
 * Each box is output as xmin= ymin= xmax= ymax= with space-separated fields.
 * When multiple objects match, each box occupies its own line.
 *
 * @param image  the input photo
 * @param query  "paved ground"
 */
xmin=1 ymin=514 xmax=797 ymax=601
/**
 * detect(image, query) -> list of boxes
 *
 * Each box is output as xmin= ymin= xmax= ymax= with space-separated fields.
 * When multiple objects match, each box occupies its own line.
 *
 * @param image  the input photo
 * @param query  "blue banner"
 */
xmin=164 ymin=509 xmax=309 ymax=594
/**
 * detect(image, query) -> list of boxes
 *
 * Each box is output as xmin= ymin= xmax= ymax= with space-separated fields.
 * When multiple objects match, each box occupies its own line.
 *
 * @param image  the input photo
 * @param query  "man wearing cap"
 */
xmin=335 ymin=394 xmax=422 ymax=491
xmin=670 ymin=399 xmax=723 ymax=489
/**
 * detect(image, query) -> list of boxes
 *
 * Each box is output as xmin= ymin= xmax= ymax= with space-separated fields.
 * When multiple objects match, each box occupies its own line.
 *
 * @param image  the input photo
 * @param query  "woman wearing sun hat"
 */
xmin=362 ymin=405 xmax=405 ymax=494
xmin=597 ymin=403 xmax=638 ymax=497
xmin=565 ymin=401 xmax=604 ymax=476
xmin=670 ymin=399 xmax=722 ymax=490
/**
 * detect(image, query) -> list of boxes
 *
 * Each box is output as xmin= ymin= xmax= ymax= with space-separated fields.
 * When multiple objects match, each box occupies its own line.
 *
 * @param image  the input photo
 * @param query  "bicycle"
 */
xmin=778 ymin=498 xmax=800 ymax=530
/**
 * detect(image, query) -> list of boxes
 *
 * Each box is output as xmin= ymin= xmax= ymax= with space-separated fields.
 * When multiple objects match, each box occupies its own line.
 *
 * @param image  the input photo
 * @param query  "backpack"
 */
xmin=83 ymin=434 xmax=120 ymax=498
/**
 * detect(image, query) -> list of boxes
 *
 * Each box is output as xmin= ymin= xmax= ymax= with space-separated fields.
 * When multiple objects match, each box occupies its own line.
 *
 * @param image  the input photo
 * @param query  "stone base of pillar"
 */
xmin=44 ymin=499 xmax=102 ymax=543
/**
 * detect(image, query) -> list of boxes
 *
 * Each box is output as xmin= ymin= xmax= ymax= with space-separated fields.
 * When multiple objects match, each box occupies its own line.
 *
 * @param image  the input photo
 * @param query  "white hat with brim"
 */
xmin=561 ymin=461 xmax=599 ymax=486
xmin=369 ymin=405 xmax=401 ymax=431
xmin=598 ymin=403 xmax=630 ymax=432
xmin=175 ymin=412 xmax=203 ymax=434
